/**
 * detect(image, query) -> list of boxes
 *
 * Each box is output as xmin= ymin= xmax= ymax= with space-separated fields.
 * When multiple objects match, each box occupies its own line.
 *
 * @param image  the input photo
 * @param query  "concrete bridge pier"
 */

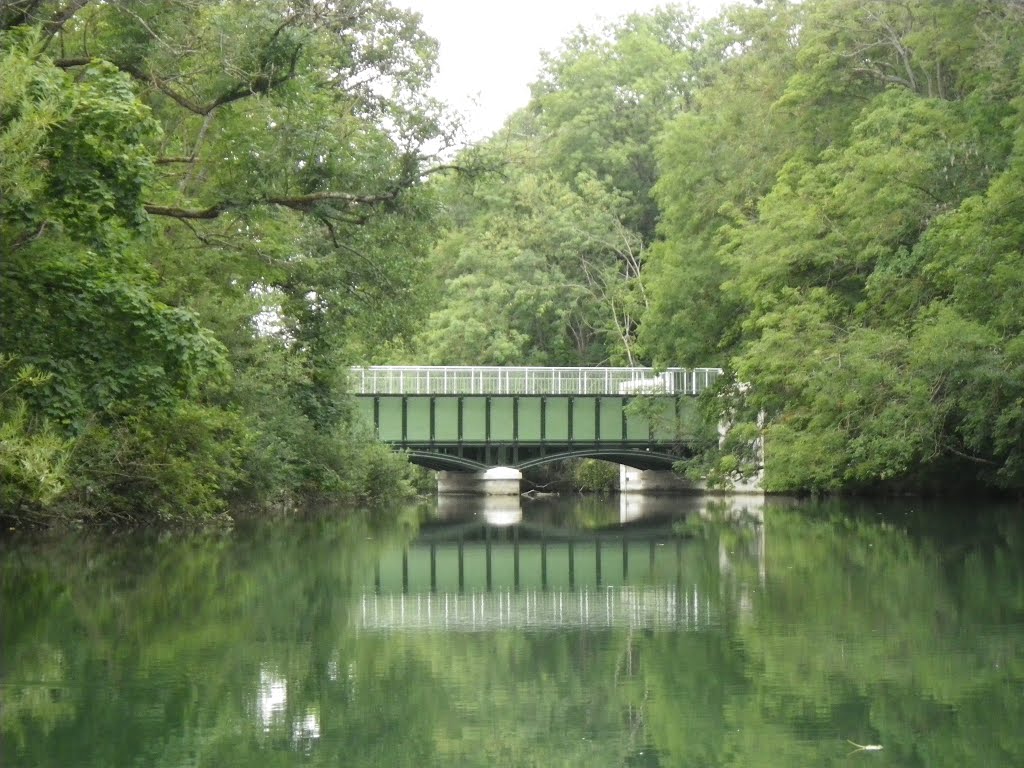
xmin=437 ymin=466 xmax=522 ymax=496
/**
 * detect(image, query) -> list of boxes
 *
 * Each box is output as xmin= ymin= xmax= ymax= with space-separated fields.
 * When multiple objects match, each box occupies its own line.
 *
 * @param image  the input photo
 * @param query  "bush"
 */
xmin=62 ymin=402 xmax=245 ymax=524
xmin=572 ymin=458 xmax=618 ymax=494
xmin=0 ymin=402 xmax=70 ymax=523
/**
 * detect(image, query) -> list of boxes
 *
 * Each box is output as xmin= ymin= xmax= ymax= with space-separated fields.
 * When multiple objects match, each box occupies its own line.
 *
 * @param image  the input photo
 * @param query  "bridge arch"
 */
xmin=404 ymin=451 xmax=488 ymax=472
xmin=404 ymin=448 xmax=684 ymax=472
xmin=515 ymin=449 xmax=682 ymax=471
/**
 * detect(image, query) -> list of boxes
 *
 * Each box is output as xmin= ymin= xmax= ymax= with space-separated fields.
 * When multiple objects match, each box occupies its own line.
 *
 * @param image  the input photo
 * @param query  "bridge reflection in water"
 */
xmin=358 ymin=495 xmax=764 ymax=633
xmin=359 ymin=586 xmax=711 ymax=632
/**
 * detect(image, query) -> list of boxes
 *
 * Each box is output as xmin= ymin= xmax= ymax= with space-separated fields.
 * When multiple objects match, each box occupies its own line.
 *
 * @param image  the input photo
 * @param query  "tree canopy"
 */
xmin=646 ymin=0 xmax=1024 ymax=491
xmin=413 ymin=0 xmax=1024 ymax=494
xmin=4 ymin=0 xmax=1024 ymax=518
xmin=1 ymin=0 xmax=454 ymax=524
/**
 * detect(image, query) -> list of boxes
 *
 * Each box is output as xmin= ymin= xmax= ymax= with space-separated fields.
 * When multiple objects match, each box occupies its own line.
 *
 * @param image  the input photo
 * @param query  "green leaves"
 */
xmin=531 ymin=6 xmax=703 ymax=243
xmin=412 ymin=163 xmax=648 ymax=365
xmin=645 ymin=0 xmax=1024 ymax=492
xmin=0 ymin=357 xmax=69 ymax=516
xmin=1 ymin=1 xmax=450 ymax=523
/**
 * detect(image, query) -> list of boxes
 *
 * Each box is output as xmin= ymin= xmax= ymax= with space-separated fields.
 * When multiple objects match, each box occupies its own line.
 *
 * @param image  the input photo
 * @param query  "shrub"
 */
xmin=62 ymin=402 xmax=245 ymax=524
xmin=572 ymin=458 xmax=618 ymax=494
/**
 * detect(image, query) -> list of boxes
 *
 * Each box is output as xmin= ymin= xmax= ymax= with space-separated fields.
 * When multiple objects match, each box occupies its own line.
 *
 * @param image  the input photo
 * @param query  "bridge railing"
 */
xmin=348 ymin=366 xmax=722 ymax=396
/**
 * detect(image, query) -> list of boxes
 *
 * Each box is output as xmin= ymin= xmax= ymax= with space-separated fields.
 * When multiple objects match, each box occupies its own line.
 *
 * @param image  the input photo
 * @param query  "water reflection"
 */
xmin=436 ymin=493 xmax=523 ymax=526
xmin=1 ymin=499 xmax=1021 ymax=768
xmin=257 ymin=666 xmax=289 ymax=732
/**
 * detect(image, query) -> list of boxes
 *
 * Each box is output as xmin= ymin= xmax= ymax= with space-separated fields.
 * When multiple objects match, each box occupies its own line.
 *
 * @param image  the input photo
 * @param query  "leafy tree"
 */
xmin=642 ymin=0 xmax=806 ymax=367
xmin=530 ymin=6 xmax=708 ymax=243
xmin=411 ymin=136 xmax=649 ymax=366
xmin=0 ymin=1 xmax=453 ymax=523
xmin=646 ymin=0 xmax=1024 ymax=491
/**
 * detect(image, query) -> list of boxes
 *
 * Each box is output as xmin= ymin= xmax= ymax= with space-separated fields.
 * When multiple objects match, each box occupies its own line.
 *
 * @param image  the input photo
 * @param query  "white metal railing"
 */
xmin=348 ymin=366 xmax=722 ymax=396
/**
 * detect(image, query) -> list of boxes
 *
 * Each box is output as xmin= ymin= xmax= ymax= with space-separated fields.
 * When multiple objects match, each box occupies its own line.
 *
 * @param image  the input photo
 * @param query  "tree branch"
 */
xmin=944 ymin=444 xmax=999 ymax=466
xmin=40 ymin=0 xmax=92 ymax=49
xmin=54 ymin=57 xmax=299 ymax=116
xmin=143 ymin=203 xmax=228 ymax=220
xmin=143 ymin=188 xmax=406 ymax=220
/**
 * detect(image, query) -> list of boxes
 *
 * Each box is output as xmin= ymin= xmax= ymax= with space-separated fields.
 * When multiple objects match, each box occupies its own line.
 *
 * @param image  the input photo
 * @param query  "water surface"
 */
xmin=1 ymin=496 xmax=1021 ymax=767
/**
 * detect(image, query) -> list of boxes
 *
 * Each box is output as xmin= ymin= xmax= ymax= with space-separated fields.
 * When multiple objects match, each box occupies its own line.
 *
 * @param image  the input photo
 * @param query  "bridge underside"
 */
xmin=356 ymin=394 xmax=697 ymax=472
xmin=405 ymin=445 xmax=687 ymax=472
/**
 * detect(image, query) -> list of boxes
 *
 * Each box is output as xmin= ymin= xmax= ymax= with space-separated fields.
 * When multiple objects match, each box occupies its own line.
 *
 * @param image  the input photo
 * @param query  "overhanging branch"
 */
xmin=143 ymin=160 xmax=473 ymax=221
xmin=143 ymin=188 xmax=404 ymax=220
xmin=54 ymin=57 xmax=300 ymax=116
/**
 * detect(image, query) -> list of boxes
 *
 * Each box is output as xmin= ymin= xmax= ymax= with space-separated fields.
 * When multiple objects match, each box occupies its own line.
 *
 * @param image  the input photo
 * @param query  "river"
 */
xmin=1 ymin=495 xmax=1021 ymax=767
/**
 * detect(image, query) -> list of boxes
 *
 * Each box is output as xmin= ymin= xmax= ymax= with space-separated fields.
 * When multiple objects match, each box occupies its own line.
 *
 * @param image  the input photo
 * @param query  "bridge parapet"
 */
xmin=349 ymin=365 xmax=721 ymax=396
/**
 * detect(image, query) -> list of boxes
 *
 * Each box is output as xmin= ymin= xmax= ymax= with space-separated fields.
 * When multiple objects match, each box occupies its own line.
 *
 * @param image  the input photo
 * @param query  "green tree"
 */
xmin=646 ymin=0 xmax=1024 ymax=491
xmin=530 ymin=5 xmax=707 ymax=243
xmin=1 ymin=1 xmax=453 ymax=523
xmin=412 ymin=140 xmax=648 ymax=365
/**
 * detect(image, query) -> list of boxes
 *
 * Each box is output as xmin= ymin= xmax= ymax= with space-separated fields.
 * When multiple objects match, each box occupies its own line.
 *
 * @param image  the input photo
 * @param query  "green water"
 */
xmin=1 ymin=496 xmax=1021 ymax=767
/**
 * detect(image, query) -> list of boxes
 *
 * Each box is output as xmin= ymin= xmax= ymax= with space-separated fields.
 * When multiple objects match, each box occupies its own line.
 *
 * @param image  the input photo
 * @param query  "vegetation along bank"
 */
xmin=2 ymin=0 xmax=1022 ymax=527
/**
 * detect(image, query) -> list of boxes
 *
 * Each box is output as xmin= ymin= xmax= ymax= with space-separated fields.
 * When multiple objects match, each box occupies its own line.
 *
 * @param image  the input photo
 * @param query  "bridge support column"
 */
xmin=437 ymin=466 xmax=522 ymax=496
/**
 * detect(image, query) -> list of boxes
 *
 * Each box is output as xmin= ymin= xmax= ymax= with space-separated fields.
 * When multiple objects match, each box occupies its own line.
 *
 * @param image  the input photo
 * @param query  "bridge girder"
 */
xmin=361 ymin=391 xmax=696 ymax=473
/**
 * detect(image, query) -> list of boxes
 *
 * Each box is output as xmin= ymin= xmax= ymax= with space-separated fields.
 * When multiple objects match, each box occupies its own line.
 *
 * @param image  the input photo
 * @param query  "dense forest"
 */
xmin=2 ymin=0 xmax=1023 ymax=526
xmin=1 ymin=0 xmax=449 ymax=524
xmin=410 ymin=0 xmax=1024 ymax=496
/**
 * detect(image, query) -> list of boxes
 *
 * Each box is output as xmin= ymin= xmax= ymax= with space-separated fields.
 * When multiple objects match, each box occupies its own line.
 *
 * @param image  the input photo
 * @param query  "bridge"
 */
xmin=351 ymin=366 xmax=721 ymax=476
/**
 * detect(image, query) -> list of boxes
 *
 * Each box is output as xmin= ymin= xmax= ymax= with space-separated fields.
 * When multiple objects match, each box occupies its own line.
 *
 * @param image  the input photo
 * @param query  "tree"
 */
xmin=0 ymin=0 xmax=453 ymax=523
xmin=530 ymin=6 xmax=707 ymax=243
xmin=646 ymin=0 xmax=1024 ymax=492
xmin=411 ymin=139 xmax=649 ymax=366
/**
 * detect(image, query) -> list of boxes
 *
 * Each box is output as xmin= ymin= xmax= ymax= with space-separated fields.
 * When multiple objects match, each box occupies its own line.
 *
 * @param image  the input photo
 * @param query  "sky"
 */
xmin=400 ymin=1 xmax=734 ymax=141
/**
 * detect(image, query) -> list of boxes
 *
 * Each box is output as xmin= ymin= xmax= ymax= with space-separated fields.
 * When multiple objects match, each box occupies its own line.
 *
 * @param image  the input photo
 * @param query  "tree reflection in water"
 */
xmin=0 ymin=498 xmax=1021 ymax=767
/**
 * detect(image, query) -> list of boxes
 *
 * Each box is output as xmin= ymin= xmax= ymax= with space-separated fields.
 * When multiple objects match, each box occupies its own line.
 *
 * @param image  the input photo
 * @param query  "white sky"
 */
xmin=400 ymin=1 xmax=734 ymax=141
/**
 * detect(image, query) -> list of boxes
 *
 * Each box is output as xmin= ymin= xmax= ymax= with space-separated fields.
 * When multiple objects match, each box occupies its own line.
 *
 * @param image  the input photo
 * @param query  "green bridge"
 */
xmin=351 ymin=366 xmax=721 ymax=472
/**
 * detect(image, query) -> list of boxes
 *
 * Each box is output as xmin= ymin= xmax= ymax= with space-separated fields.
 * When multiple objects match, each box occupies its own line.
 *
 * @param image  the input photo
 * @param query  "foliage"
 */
xmin=6 ymin=0 xmax=1024 ymax=509
xmin=411 ymin=158 xmax=647 ymax=365
xmin=408 ymin=6 xmax=705 ymax=367
xmin=0 ymin=1 xmax=451 ymax=524
xmin=406 ymin=0 xmax=1024 ymax=493
xmin=60 ymin=402 xmax=244 ymax=524
xmin=0 ymin=358 xmax=70 ymax=519
xmin=646 ymin=0 xmax=1024 ymax=492
xmin=530 ymin=6 xmax=708 ymax=242
xmin=571 ymin=458 xmax=618 ymax=494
